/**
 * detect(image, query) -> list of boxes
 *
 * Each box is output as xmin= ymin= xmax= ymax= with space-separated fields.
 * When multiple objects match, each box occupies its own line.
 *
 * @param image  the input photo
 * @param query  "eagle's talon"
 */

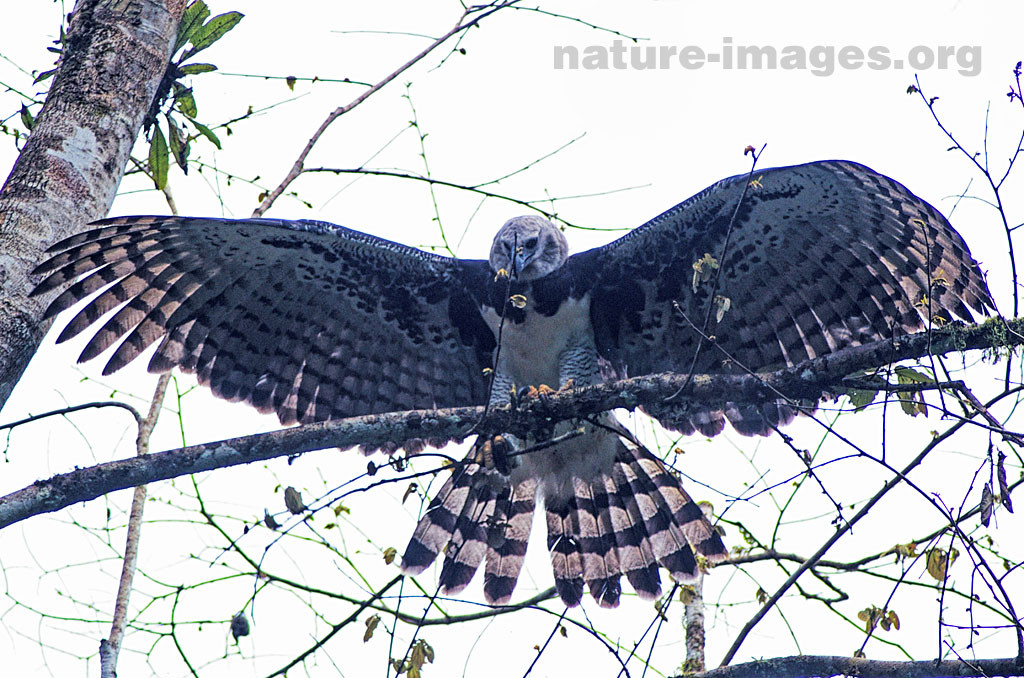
xmin=517 ymin=385 xmax=539 ymax=402
xmin=534 ymin=383 xmax=557 ymax=408
xmin=474 ymin=435 xmax=515 ymax=475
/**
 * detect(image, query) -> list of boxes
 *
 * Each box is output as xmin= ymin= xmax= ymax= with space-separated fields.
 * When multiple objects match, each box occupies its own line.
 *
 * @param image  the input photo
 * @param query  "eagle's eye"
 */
xmin=524 ymin=237 xmax=538 ymax=249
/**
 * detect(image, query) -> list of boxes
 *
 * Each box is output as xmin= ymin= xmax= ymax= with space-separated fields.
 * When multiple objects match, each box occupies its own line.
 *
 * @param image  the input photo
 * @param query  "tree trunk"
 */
xmin=0 ymin=0 xmax=184 ymax=410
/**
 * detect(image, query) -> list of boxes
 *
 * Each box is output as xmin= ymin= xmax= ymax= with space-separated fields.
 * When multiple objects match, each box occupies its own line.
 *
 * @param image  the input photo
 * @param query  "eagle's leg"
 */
xmin=473 ymin=434 xmax=516 ymax=476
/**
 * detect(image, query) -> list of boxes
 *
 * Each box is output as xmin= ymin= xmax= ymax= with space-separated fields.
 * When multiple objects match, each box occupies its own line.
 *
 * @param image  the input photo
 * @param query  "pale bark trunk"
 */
xmin=0 ymin=0 xmax=185 ymax=410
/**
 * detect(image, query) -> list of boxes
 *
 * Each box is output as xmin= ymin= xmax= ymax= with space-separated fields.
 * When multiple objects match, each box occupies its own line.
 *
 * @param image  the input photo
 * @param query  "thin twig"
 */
xmin=252 ymin=1 xmax=520 ymax=217
xmin=265 ymin=575 xmax=404 ymax=678
xmin=718 ymin=388 xmax=1020 ymax=666
xmin=100 ymin=374 xmax=171 ymax=676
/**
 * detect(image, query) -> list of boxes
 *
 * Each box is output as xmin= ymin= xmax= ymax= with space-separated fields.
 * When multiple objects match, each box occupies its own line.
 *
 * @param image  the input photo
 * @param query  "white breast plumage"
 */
xmin=481 ymin=293 xmax=593 ymax=390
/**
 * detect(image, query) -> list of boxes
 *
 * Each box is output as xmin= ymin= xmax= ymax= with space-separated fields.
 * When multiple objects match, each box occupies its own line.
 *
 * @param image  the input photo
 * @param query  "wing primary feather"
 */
xmin=33 ymin=215 xmax=493 ymax=425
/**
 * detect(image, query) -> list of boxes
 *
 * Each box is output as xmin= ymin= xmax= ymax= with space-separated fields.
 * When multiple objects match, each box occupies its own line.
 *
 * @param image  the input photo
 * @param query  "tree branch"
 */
xmin=0 ymin=318 xmax=1019 ymax=530
xmin=692 ymin=654 xmax=1024 ymax=678
xmin=251 ymin=1 xmax=519 ymax=217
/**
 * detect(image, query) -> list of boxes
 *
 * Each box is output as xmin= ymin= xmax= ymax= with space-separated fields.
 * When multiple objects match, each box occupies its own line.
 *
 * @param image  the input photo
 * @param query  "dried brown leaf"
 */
xmin=283 ymin=486 xmax=306 ymax=515
xmin=691 ymin=253 xmax=719 ymax=292
xmin=926 ymin=547 xmax=958 ymax=581
xmin=980 ymin=482 xmax=995 ymax=527
xmin=363 ymin=614 xmax=380 ymax=643
xmin=997 ymin=451 xmax=1013 ymax=513
xmin=263 ymin=509 xmax=281 ymax=530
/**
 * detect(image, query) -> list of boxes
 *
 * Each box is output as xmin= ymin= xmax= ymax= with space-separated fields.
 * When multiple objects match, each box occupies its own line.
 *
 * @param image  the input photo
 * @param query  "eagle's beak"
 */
xmin=513 ymin=248 xmax=531 ymax=278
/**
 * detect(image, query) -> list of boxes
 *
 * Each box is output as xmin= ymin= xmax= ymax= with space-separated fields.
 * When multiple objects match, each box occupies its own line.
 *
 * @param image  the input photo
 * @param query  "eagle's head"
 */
xmin=489 ymin=216 xmax=568 ymax=281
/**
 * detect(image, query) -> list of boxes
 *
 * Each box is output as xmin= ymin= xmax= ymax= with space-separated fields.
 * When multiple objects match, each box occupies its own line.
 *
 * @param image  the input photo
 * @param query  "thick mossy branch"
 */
xmin=1 ymin=318 xmax=1020 ymax=529
xmin=691 ymin=654 xmax=1024 ymax=678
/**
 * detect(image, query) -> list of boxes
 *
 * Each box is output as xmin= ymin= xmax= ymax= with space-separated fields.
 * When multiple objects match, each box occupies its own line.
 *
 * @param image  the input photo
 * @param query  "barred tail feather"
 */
xmin=405 ymin=438 xmax=725 ymax=608
xmin=608 ymin=460 xmax=664 ymax=598
xmin=620 ymin=452 xmax=699 ymax=582
xmin=401 ymin=461 xmax=486 ymax=577
xmin=541 ymin=439 xmax=725 ymax=606
xmin=546 ymin=496 xmax=586 ymax=606
xmin=571 ymin=478 xmax=622 ymax=608
xmin=624 ymin=445 xmax=727 ymax=576
xmin=483 ymin=479 xmax=536 ymax=604
xmin=438 ymin=478 xmax=499 ymax=595
xmin=403 ymin=458 xmax=536 ymax=602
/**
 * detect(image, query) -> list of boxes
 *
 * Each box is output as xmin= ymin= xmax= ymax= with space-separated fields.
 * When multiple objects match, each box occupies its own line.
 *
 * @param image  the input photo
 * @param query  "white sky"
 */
xmin=1 ymin=1 xmax=1023 ymax=677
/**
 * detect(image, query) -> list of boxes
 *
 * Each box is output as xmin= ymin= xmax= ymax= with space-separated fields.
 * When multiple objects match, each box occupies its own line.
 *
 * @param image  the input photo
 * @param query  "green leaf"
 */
xmin=177 ymin=91 xmax=198 ymax=119
xmin=19 ymin=105 xmax=34 ymax=131
xmin=713 ymin=294 xmax=731 ymax=322
xmin=997 ymin=451 xmax=1013 ymax=513
xmin=847 ymin=388 xmax=877 ymax=409
xmin=283 ymin=486 xmax=306 ymax=514
xmin=173 ymin=82 xmax=198 ymax=119
xmin=691 ymin=252 xmax=719 ymax=292
xmin=897 ymin=392 xmax=927 ymax=416
xmin=262 ymin=509 xmax=280 ymax=530
xmin=167 ymin=117 xmax=181 ymax=156
xmin=363 ymin=614 xmax=380 ymax=643
xmin=149 ymin=125 xmax=169 ymax=190
xmin=174 ymin=1 xmax=210 ymax=54
xmin=166 ymin=116 xmax=189 ymax=172
xmin=191 ymin=120 xmax=221 ymax=149
xmin=33 ymin=68 xmax=57 ymax=84
xmin=895 ymin=367 xmax=930 ymax=416
xmin=895 ymin=366 xmax=934 ymax=384
xmin=182 ymin=11 xmax=244 ymax=60
xmin=179 ymin=62 xmax=217 ymax=75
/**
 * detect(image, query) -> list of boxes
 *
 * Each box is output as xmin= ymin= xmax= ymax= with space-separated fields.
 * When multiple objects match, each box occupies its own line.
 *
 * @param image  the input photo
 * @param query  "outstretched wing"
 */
xmin=32 ymin=216 xmax=496 ymax=424
xmin=573 ymin=160 xmax=995 ymax=434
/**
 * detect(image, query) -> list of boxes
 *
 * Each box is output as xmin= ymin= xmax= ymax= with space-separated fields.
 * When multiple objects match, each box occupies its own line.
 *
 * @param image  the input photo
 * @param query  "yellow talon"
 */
xmin=536 ymin=384 xmax=556 ymax=396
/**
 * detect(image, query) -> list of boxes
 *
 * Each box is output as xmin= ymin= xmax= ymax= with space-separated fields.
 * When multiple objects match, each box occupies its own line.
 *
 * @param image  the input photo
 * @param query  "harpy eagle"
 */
xmin=31 ymin=160 xmax=993 ymax=607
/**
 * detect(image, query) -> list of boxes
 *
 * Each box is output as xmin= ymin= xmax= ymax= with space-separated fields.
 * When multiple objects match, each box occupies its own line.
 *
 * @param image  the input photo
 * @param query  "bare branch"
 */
xmin=717 ymin=383 xmax=1021 ymax=667
xmin=1 ymin=318 xmax=1020 ymax=531
xmin=693 ymin=654 xmax=1024 ymax=678
xmin=102 ymin=373 xmax=171 ymax=675
xmin=251 ymin=1 xmax=520 ymax=217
